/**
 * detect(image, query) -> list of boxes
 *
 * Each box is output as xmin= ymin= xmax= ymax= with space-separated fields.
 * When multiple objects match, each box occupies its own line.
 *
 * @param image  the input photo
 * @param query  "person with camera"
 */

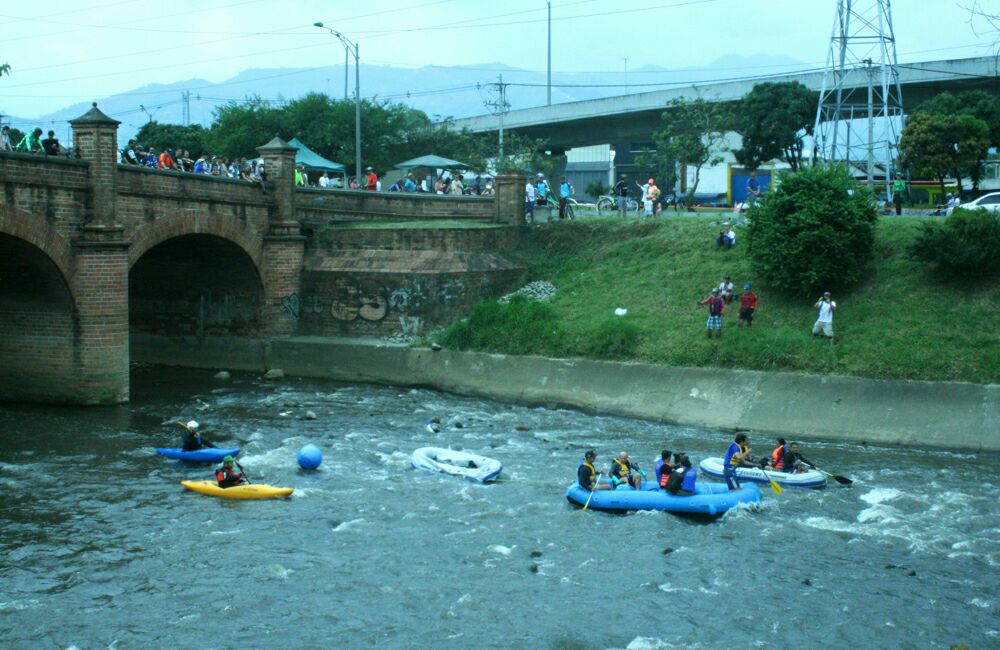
xmin=811 ymin=291 xmax=837 ymax=344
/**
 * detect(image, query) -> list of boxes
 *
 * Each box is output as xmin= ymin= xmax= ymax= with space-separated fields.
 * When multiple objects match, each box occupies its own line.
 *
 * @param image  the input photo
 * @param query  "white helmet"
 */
xmin=186 ymin=420 xmax=199 ymax=430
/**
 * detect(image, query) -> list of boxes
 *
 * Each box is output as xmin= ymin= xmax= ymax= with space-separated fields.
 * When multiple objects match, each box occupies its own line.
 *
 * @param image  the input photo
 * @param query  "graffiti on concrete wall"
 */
xmin=281 ymin=292 xmax=300 ymax=319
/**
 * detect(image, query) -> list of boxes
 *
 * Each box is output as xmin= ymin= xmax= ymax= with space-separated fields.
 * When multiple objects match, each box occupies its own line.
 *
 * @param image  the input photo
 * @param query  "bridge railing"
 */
xmin=295 ymin=186 xmax=496 ymax=224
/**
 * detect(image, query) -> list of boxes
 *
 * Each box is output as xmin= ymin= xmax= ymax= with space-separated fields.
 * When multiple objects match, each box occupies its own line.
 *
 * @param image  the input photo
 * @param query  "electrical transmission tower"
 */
xmin=481 ymin=74 xmax=511 ymax=164
xmin=813 ymin=0 xmax=905 ymax=195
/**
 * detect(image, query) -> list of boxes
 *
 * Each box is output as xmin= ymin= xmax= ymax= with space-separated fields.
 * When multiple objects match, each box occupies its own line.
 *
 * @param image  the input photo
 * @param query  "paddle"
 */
xmin=809 ymin=465 xmax=853 ymax=485
xmin=582 ymin=472 xmax=603 ymax=512
xmin=234 ymin=460 xmax=252 ymax=485
xmin=753 ymin=459 xmax=782 ymax=495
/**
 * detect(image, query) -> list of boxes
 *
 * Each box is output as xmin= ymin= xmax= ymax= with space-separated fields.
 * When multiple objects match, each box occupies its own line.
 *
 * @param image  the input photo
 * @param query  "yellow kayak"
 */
xmin=180 ymin=480 xmax=293 ymax=500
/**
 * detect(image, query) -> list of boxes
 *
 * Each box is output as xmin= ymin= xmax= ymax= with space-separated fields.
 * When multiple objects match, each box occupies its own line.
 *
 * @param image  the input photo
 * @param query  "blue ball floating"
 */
xmin=297 ymin=444 xmax=323 ymax=470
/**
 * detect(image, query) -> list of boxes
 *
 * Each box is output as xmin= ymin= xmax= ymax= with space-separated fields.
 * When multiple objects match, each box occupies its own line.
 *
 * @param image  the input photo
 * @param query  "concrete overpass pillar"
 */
xmin=69 ymin=104 xmax=130 ymax=403
xmin=257 ymin=137 xmax=305 ymax=337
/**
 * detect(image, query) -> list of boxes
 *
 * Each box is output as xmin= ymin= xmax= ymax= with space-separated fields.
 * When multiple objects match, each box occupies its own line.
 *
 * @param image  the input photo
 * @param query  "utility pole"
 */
xmin=344 ymin=48 xmax=349 ymax=100
xmin=483 ymin=74 xmax=511 ymax=164
xmin=864 ymin=58 xmax=874 ymax=190
xmin=546 ymin=0 xmax=552 ymax=106
xmin=182 ymin=90 xmax=191 ymax=126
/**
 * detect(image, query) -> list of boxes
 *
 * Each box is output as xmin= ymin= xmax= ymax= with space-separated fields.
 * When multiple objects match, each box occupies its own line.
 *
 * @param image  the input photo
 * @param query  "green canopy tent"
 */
xmin=288 ymin=138 xmax=345 ymax=173
xmin=393 ymin=154 xmax=472 ymax=171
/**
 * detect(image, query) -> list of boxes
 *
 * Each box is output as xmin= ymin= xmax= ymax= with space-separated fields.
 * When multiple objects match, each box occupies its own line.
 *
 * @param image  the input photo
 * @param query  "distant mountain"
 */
xmin=2 ymin=53 xmax=808 ymax=144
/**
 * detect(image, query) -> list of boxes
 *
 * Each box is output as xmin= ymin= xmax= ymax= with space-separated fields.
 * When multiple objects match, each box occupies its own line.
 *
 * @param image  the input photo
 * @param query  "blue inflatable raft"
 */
xmin=566 ymin=479 xmax=760 ymax=516
xmin=155 ymin=447 xmax=240 ymax=463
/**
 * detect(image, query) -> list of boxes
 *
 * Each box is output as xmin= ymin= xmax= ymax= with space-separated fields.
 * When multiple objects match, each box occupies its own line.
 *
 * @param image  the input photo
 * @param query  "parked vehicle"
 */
xmin=959 ymin=191 xmax=1000 ymax=214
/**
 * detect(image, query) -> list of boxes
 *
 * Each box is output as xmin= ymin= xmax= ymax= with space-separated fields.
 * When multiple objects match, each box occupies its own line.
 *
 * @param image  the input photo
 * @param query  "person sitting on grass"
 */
xmin=716 ymin=225 xmax=736 ymax=250
xmin=718 ymin=276 xmax=735 ymax=303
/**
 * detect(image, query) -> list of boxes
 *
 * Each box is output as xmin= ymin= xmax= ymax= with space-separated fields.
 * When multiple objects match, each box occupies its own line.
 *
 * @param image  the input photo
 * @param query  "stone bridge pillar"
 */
xmin=69 ymin=104 xmax=130 ymax=403
xmin=257 ymin=137 xmax=305 ymax=336
xmin=495 ymin=172 xmax=526 ymax=225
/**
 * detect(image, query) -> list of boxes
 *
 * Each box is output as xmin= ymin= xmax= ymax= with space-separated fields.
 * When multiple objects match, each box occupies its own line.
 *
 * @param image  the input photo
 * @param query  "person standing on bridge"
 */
xmin=0 ymin=126 xmax=12 ymax=152
xmin=365 ymin=167 xmax=378 ymax=191
xmin=16 ymin=127 xmax=44 ymax=154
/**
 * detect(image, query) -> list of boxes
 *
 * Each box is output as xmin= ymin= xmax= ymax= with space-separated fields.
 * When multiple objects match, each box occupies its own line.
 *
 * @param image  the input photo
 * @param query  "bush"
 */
xmin=747 ymin=165 xmax=879 ymax=294
xmin=437 ymin=295 xmax=565 ymax=355
xmin=583 ymin=318 xmax=640 ymax=359
xmin=909 ymin=208 xmax=1000 ymax=276
xmin=585 ymin=179 xmax=609 ymax=199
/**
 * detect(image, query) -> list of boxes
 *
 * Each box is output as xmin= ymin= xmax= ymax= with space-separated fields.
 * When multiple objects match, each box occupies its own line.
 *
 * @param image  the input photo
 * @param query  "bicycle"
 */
xmin=596 ymin=194 xmax=639 ymax=215
xmin=545 ymin=194 xmax=578 ymax=219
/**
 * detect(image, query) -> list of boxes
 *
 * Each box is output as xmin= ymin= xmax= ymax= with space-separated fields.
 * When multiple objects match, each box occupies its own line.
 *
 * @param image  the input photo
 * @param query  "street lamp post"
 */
xmin=314 ymin=22 xmax=361 ymax=184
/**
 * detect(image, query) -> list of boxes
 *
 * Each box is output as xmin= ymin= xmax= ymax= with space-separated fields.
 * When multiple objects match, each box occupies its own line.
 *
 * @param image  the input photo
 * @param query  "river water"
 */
xmin=1 ymin=367 xmax=996 ymax=649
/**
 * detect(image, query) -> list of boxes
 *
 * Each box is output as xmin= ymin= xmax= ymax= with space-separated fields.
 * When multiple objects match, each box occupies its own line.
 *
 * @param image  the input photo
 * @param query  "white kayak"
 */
xmin=411 ymin=447 xmax=502 ymax=483
xmin=699 ymin=457 xmax=826 ymax=488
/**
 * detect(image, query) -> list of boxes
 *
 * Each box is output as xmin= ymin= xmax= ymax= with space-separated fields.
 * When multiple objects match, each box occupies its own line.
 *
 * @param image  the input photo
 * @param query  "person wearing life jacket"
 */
xmin=610 ymin=451 xmax=643 ymax=490
xmin=782 ymin=442 xmax=815 ymax=474
xmin=577 ymin=449 xmax=612 ymax=492
xmin=181 ymin=420 xmax=216 ymax=451
xmin=655 ymin=449 xmax=673 ymax=489
xmin=769 ymin=438 xmax=787 ymax=471
xmin=215 ymin=456 xmax=246 ymax=488
xmin=666 ymin=454 xmax=698 ymax=496
xmin=723 ymin=432 xmax=755 ymax=490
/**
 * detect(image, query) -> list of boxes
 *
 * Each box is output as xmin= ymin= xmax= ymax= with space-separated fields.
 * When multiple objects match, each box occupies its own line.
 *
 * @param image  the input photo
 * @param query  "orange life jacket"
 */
xmin=659 ymin=463 xmax=673 ymax=487
xmin=771 ymin=445 xmax=785 ymax=470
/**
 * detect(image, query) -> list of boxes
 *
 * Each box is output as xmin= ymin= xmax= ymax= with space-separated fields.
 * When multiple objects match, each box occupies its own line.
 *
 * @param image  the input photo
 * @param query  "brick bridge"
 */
xmin=0 ymin=104 xmax=525 ymax=405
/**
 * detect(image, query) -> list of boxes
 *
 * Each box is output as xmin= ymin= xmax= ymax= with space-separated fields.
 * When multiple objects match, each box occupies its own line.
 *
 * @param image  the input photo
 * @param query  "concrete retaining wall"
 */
xmin=136 ymin=335 xmax=999 ymax=451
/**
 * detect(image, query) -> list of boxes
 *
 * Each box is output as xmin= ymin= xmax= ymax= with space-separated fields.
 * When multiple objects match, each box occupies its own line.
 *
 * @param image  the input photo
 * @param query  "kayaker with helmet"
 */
xmin=655 ymin=450 xmax=673 ymax=489
xmin=723 ymin=432 xmax=756 ymax=490
xmin=782 ymin=442 xmax=815 ymax=474
xmin=181 ymin=421 xmax=216 ymax=451
xmin=665 ymin=454 xmax=698 ymax=496
xmin=610 ymin=451 xmax=643 ymax=490
xmin=215 ymin=456 xmax=247 ymax=488
xmin=578 ymin=449 xmax=611 ymax=492
xmin=769 ymin=438 xmax=787 ymax=471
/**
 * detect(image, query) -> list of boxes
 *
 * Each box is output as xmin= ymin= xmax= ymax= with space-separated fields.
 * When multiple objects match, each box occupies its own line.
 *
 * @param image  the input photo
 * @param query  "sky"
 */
xmin=1 ymin=0 xmax=998 ymax=119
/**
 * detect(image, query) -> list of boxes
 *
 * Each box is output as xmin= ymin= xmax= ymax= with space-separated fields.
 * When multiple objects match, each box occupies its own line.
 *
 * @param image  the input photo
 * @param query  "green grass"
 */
xmin=435 ymin=217 xmax=1000 ymax=384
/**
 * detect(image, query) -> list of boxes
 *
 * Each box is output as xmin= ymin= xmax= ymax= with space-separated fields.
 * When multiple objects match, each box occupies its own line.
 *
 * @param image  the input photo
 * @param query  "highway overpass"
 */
xmin=450 ymin=56 xmax=1000 ymax=150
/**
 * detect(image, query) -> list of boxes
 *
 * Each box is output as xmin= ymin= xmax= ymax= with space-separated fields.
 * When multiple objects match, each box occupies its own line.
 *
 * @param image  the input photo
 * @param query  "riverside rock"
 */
xmin=263 ymin=368 xmax=285 ymax=380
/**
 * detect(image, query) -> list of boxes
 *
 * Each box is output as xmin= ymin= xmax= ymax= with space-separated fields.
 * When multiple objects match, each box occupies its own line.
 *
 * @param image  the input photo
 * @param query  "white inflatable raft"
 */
xmin=699 ymin=457 xmax=826 ymax=488
xmin=411 ymin=447 xmax=502 ymax=483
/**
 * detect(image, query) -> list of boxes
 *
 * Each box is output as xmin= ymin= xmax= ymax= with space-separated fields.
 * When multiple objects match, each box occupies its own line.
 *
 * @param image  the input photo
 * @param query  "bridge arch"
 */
xmin=128 ymin=213 xmax=263 ymax=272
xmin=0 ymin=205 xmax=77 ymax=295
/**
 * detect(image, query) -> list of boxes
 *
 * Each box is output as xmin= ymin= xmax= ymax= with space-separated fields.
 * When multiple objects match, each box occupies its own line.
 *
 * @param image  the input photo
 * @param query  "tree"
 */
xmin=899 ymin=112 xmax=990 ymax=196
xmin=646 ymin=96 xmax=730 ymax=206
xmin=912 ymin=90 xmax=1000 ymax=190
xmin=136 ymin=122 xmax=209 ymax=157
xmin=0 ymin=63 xmax=9 ymax=77
xmin=747 ymin=164 xmax=879 ymax=294
xmin=733 ymin=81 xmax=815 ymax=171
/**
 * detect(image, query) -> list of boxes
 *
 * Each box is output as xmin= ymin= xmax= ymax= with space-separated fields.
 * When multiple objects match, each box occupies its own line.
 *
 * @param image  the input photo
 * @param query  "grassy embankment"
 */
xmin=436 ymin=216 xmax=999 ymax=384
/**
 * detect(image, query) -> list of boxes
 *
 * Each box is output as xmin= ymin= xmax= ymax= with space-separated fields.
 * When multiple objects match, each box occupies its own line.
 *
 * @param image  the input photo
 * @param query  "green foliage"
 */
xmin=645 ymin=96 xmax=730 ymax=203
xmin=899 ymin=112 xmax=990 ymax=193
xmin=585 ymin=179 xmax=609 ymax=198
xmin=0 ymin=63 xmax=9 ymax=77
xmin=909 ymin=208 xmax=1000 ymax=276
xmin=583 ymin=318 xmax=640 ymax=359
xmin=733 ymin=81 xmax=815 ymax=171
xmin=747 ymin=165 xmax=879 ymax=294
xmin=135 ymin=122 xmax=209 ymax=157
xmin=437 ymin=296 xmax=566 ymax=355
xmin=912 ymin=90 xmax=1000 ymax=190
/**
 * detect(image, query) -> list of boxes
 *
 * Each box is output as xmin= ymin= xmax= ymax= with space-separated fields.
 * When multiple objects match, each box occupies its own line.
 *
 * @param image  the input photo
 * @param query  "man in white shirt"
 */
xmin=811 ymin=291 xmax=837 ymax=343
xmin=525 ymin=180 xmax=536 ymax=222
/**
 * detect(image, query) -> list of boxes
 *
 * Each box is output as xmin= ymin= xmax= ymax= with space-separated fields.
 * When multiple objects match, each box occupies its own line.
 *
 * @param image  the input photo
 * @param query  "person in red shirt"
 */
xmin=365 ymin=167 xmax=378 ymax=191
xmin=737 ymin=284 xmax=758 ymax=330
xmin=215 ymin=456 xmax=247 ymax=488
xmin=158 ymin=149 xmax=177 ymax=171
